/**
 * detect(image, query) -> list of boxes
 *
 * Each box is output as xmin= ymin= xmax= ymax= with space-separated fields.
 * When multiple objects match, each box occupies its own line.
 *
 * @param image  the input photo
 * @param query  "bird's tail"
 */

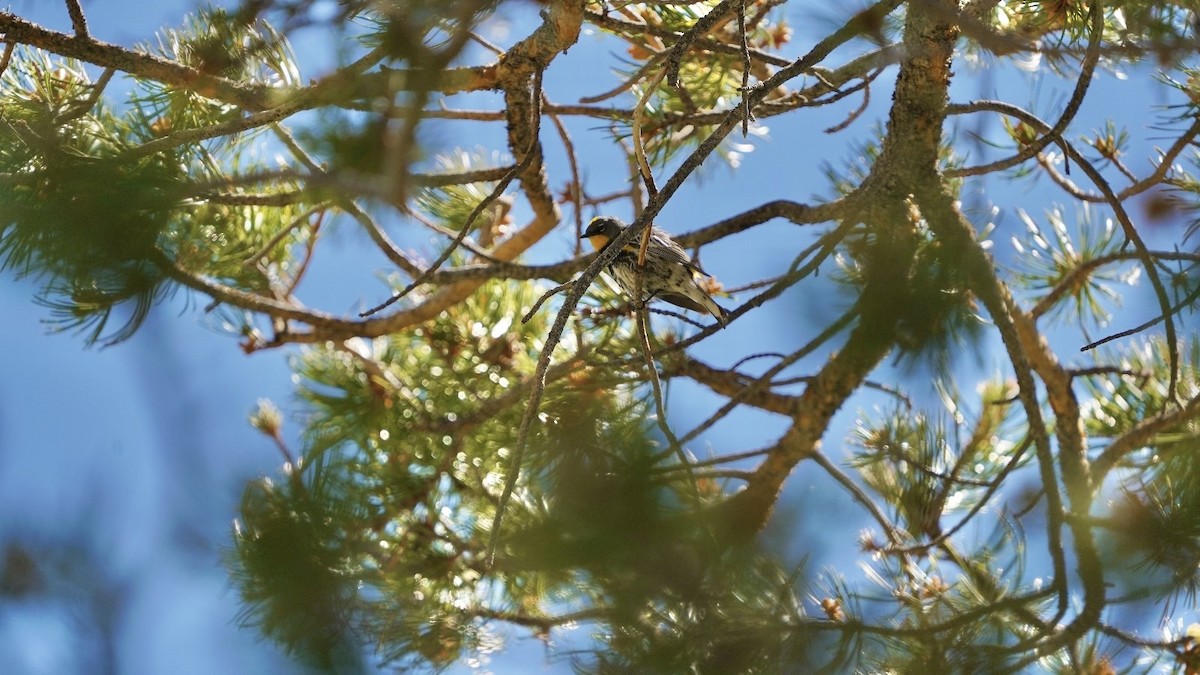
xmin=703 ymin=294 xmax=730 ymax=328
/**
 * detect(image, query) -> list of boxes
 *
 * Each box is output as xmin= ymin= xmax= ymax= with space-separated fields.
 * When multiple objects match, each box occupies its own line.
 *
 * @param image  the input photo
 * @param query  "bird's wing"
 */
xmin=655 ymin=291 xmax=709 ymax=314
xmin=640 ymin=228 xmax=708 ymax=276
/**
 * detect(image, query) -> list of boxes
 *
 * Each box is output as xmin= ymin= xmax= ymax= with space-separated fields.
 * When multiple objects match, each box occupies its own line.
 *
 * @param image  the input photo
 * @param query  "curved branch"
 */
xmin=1090 ymin=391 xmax=1200 ymax=482
xmin=948 ymin=112 xmax=1200 ymax=205
xmin=157 ymin=252 xmax=351 ymax=329
xmin=952 ymin=99 xmax=1181 ymax=403
xmin=663 ymin=354 xmax=801 ymax=416
xmin=1032 ymin=251 xmax=1200 ymax=320
xmin=943 ymin=1 xmax=1104 ymax=181
xmin=662 ymin=0 xmax=740 ymax=87
xmin=675 ymin=306 xmax=857 ymax=448
xmin=810 ymin=449 xmax=903 ymax=545
xmin=586 ymin=8 xmax=790 ymax=68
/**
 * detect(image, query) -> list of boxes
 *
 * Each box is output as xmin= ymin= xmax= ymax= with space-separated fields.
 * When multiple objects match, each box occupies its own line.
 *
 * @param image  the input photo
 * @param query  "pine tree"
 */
xmin=4 ymin=0 xmax=1200 ymax=671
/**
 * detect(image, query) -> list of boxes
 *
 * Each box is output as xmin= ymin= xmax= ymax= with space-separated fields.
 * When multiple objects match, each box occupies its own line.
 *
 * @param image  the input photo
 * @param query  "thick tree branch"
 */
xmin=0 ymin=11 xmax=268 ymax=108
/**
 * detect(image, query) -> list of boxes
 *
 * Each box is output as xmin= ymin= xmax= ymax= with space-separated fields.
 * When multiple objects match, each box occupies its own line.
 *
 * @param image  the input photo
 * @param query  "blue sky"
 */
xmin=0 ymin=1 xmax=1193 ymax=673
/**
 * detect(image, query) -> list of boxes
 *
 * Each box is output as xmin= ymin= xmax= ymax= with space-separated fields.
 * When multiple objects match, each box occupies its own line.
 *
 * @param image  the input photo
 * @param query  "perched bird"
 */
xmin=581 ymin=216 xmax=729 ymax=327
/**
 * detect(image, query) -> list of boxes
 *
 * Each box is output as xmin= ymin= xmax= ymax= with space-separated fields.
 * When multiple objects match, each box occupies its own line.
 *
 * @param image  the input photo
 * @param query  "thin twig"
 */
xmin=54 ymin=66 xmax=113 ymax=124
xmin=673 ymin=306 xmax=856 ymax=450
xmin=403 ymin=205 xmax=504 ymax=260
xmin=655 ymin=219 xmax=855 ymax=358
xmin=155 ymin=249 xmax=351 ymax=328
xmin=731 ymin=352 xmax=787 ymax=370
xmin=823 ymin=67 xmax=880 ymax=134
xmin=578 ymin=50 xmax=667 ymax=104
xmin=810 ymin=450 xmax=903 ymax=545
xmin=690 ymin=469 xmax=752 ymax=481
xmin=271 ymin=125 xmax=425 ymax=279
xmin=1095 ymin=623 xmax=1186 ymax=651
xmin=414 ymin=165 xmax=517 ymax=188
xmin=576 ymin=189 xmax=632 ymax=208
xmin=64 ymin=0 xmax=89 ymax=39
xmin=646 ymin=445 xmax=773 ymax=475
xmin=482 ymin=65 xmax=554 ymax=564
xmin=1079 ymin=280 xmax=1200 ymax=351
xmin=349 ymin=203 xmax=426 ymax=278
xmin=1090 ymin=390 xmax=1200 ymax=481
xmin=1033 ymin=250 xmax=1200 ymax=319
xmin=360 ymin=70 xmax=546 ymax=317
xmin=631 ymin=67 xmax=665 ymax=198
xmin=198 ymin=190 xmax=305 ymax=206
xmin=663 ymin=0 xmax=739 ymax=87
xmin=547 ymin=101 xmax=587 ymax=348
xmin=586 ymin=7 xmax=790 ymax=68
xmin=243 ymin=202 xmax=328 ymax=268
xmin=467 ymin=30 xmax=504 ymax=56
xmin=470 ymin=606 xmax=606 ymax=631
xmin=634 ymin=309 xmax=700 ymax=502
xmin=884 ymin=436 xmax=1033 ymax=556
xmin=521 ymin=281 xmax=572 ymax=324
xmin=125 ymin=99 xmax=306 ymax=161
xmin=544 ymin=99 xmax=584 ymax=247
xmin=737 ymin=0 xmax=752 ymax=137
xmin=284 ymin=210 xmax=324 ymax=297
xmin=646 ymin=306 xmax=707 ymax=328
xmin=943 ymin=0 xmax=1105 ymax=185
xmin=421 ymin=107 xmax=506 ymax=121
xmin=1065 ymin=366 xmax=1151 ymax=381
xmin=660 ymin=354 xmax=801 ymax=416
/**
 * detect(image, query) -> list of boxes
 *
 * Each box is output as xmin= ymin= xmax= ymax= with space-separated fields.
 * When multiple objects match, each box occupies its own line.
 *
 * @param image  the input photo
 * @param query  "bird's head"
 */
xmin=581 ymin=216 xmax=626 ymax=252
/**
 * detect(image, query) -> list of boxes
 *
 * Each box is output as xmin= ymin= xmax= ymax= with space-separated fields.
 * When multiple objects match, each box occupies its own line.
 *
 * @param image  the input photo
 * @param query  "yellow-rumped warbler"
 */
xmin=581 ymin=216 xmax=729 ymax=327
